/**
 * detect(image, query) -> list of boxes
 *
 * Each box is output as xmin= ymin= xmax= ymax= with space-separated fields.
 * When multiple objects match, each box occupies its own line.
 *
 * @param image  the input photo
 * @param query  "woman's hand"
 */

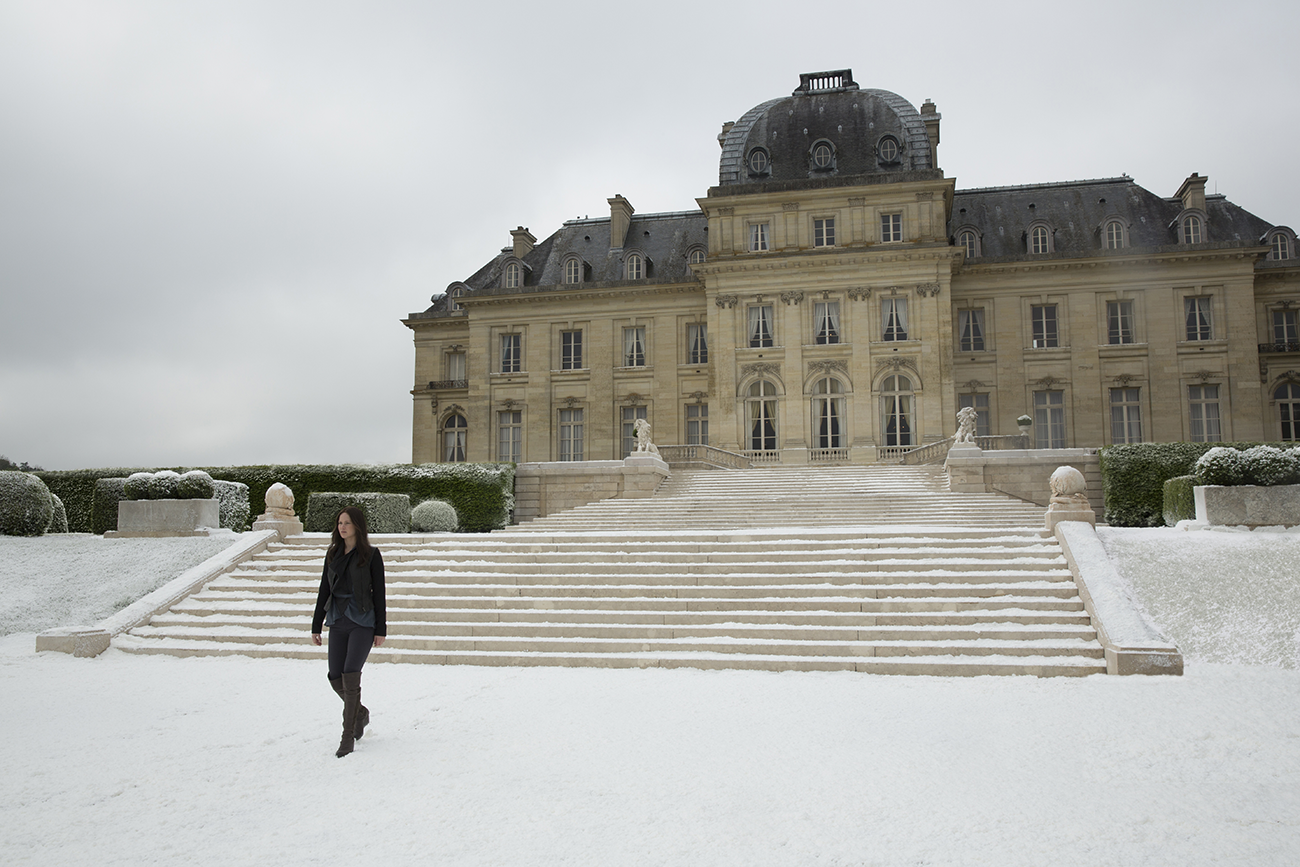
xmin=311 ymin=633 xmax=322 ymax=646
xmin=373 ymin=635 xmax=386 ymax=647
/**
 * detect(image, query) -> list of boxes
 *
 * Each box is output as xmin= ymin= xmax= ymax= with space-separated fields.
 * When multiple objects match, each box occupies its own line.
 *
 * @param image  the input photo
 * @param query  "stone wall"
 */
xmin=945 ymin=447 xmax=1103 ymax=520
xmin=513 ymin=456 xmax=669 ymax=523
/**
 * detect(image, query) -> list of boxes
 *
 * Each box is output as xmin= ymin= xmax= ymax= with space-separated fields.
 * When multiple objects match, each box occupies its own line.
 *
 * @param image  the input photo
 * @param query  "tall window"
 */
xmin=498 ymin=411 xmax=522 ymax=462
xmin=958 ymin=309 xmax=984 ymax=352
xmin=814 ymin=301 xmax=840 ymax=344
xmin=812 ymin=377 xmax=845 ymax=449
xmin=1188 ymin=385 xmax=1221 ymax=444
xmin=882 ymin=298 xmax=908 ymax=341
xmin=500 ymin=334 xmax=521 ymax=373
xmin=561 ymin=330 xmax=583 ymax=370
xmin=1104 ymin=221 xmax=1125 ymax=250
xmin=1031 ymin=304 xmax=1058 ymax=348
xmin=1272 ymin=233 xmax=1291 ymax=261
xmin=558 ymin=408 xmax=584 ymax=460
xmin=625 ymin=253 xmax=643 ymax=280
xmin=881 ymin=375 xmax=913 ymax=447
xmin=446 ymin=352 xmax=466 ymax=382
xmin=1277 ymin=382 xmax=1300 ymax=441
xmin=746 ymin=380 xmax=778 ymax=451
xmin=749 ymin=223 xmax=769 ymax=252
xmin=958 ymin=393 xmax=990 ymax=437
xmin=814 ymin=218 xmax=836 ymax=247
xmin=1274 ymin=310 xmax=1298 ymax=345
xmin=442 ymin=413 xmax=467 ymax=462
xmin=1033 ymin=390 xmax=1065 ymax=448
xmin=564 ymin=258 xmax=581 ymax=284
xmin=748 ymin=305 xmax=774 ymax=347
xmin=448 ymin=286 xmax=465 ymax=311
xmin=958 ymin=230 xmax=976 ymax=259
xmin=1110 ymin=388 xmax=1142 ymax=444
xmin=880 ymin=213 xmax=902 ymax=243
xmin=621 ymin=406 xmax=647 ymax=457
xmin=1107 ymin=301 xmax=1135 ymax=345
xmin=505 ymin=262 xmax=521 ymax=289
xmin=1031 ymin=226 xmax=1050 ymax=254
xmin=622 ymin=326 xmax=646 ymax=367
xmin=1182 ymin=215 xmax=1202 ymax=244
xmin=686 ymin=403 xmax=708 ymax=445
xmin=687 ymin=323 xmax=708 ymax=364
xmin=1185 ymin=297 xmax=1213 ymax=341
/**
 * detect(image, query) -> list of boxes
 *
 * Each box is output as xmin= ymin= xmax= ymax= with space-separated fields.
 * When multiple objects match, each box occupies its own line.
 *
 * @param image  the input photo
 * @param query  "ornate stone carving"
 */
xmin=562 ymin=396 xmax=580 ymax=408
xmin=1049 ymin=466 xmax=1089 ymax=502
xmin=717 ymin=207 xmax=734 ymax=216
xmin=874 ymin=357 xmax=919 ymax=378
xmin=501 ymin=398 xmax=518 ymax=409
xmin=961 ymin=380 xmax=985 ymax=390
xmin=742 ymin=362 xmax=781 ymax=378
xmin=715 ymin=294 xmax=739 ymax=309
xmin=1193 ymin=370 xmax=1219 ymax=383
xmin=624 ymin=393 xmax=644 ymax=406
xmin=955 ymin=407 xmax=978 ymax=444
xmin=1113 ymin=374 xmax=1136 ymax=386
xmin=780 ymin=291 xmax=804 ymax=306
xmin=1034 ymin=376 xmax=1061 ymax=389
xmin=632 ymin=418 xmax=659 ymax=456
xmin=848 ymin=287 xmax=872 ymax=301
xmin=915 ymin=191 xmax=935 ymax=201
xmin=915 ymin=283 xmax=942 ymax=297
xmin=808 ymin=360 xmax=848 ymax=376
xmin=1261 ymin=360 xmax=1270 ymax=383
xmin=782 ymin=202 xmax=800 ymax=211
xmin=848 ymin=197 xmax=865 ymax=206
xmin=688 ymin=391 xmax=708 ymax=403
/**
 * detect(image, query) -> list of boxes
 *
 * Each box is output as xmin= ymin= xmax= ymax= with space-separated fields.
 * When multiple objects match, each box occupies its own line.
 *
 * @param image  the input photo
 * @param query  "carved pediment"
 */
xmin=741 ymin=362 xmax=781 ymax=378
xmin=715 ymin=294 xmax=739 ymax=309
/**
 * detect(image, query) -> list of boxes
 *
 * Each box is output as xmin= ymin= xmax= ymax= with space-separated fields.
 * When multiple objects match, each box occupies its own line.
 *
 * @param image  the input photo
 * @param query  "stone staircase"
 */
xmin=117 ymin=465 xmax=1106 ymax=676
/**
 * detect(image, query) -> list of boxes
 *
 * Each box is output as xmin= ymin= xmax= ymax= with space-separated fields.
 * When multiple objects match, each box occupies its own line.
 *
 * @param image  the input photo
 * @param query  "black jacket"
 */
xmin=311 ymin=547 xmax=386 ymax=636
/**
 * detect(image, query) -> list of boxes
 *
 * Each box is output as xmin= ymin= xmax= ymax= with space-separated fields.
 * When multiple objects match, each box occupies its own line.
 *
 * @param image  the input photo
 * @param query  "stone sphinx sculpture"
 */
xmin=632 ymin=417 xmax=660 ymax=455
xmin=954 ymin=406 xmax=978 ymax=444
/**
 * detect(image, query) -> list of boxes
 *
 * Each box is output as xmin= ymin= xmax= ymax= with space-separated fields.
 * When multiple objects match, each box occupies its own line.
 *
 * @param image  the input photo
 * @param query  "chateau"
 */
xmin=404 ymin=70 xmax=1300 ymax=465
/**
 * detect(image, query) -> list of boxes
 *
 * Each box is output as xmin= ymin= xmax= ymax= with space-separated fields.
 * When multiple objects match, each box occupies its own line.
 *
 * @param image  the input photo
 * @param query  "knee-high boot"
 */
xmin=328 ymin=675 xmax=370 ymax=739
xmin=336 ymin=672 xmax=362 ymax=758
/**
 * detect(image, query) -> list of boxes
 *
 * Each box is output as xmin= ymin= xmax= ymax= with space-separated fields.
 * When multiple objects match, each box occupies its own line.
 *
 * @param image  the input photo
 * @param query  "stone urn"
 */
xmin=1016 ymin=415 xmax=1033 ymax=438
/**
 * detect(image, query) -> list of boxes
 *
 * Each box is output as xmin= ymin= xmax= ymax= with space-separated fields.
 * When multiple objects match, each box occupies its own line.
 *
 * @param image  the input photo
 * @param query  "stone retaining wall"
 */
xmin=513 ymin=456 xmax=670 ymax=523
xmin=945 ymin=448 xmax=1103 ymax=520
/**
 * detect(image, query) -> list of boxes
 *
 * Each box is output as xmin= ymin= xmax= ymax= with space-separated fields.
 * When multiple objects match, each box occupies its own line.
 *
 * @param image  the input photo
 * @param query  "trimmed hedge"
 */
xmin=92 ymin=478 xmax=129 ymax=535
xmin=306 ymin=493 xmax=411 ymax=534
xmin=1101 ymin=442 xmax=1291 ymax=527
xmin=47 ymin=494 xmax=69 ymax=534
xmin=214 ymin=480 xmax=251 ymax=532
xmin=412 ymin=498 xmax=458 ymax=533
xmin=1162 ymin=476 xmax=1197 ymax=527
xmin=124 ymin=470 xmax=216 ymax=501
xmin=0 ymin=471 xmax=55 ymax=536
xmin=38 ymin=462 xmax=514 ymax=534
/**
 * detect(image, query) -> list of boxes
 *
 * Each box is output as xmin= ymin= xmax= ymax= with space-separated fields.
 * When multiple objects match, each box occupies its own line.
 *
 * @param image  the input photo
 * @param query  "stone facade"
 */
xmin=404 ymin=70 xmax=1300 ymax=466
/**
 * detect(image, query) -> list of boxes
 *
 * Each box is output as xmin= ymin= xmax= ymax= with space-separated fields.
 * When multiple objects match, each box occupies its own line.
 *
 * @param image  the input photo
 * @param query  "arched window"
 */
xmin=881 ymin=375 xmax=914 ymax=447
xmin=625 ymin=253 xmax=643 ymax=280
xmin=746 ymin=380 xmax=778 ymax=452
xmin=959 ymin=230 xmax=977 ymax=259
xmin=442 ymin=413 xmax=467 ymax=462
xmin=1104 ymin=220 xmax=1125 ymax=250
xmin=1031 ymin=225 xmax=1050 ymax=254
xmin=1182 ymin=215 xmax=1203 ymax=244
xmin=1277 ymin=382 xmax=1300 ymax=441
xmin=812 ymin=377 xmax=845 ymax=449
xmin=688 ymin=248 xmax=706 ymax=265
xmin=564 ymin=257 xmax=582 ymax=284
xmin=448 ymin=285 xmax=465 ymax=311
xmin=1271 ymin=233 xmax=1291 ymax=261
xmin=504 ymin=262 xmax=521 ymax=289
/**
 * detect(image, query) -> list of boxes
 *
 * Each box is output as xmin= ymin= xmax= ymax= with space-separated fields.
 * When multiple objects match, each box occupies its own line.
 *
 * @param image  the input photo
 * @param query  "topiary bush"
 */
xmin=1194 ymin=447 xmax=1246 ymax=487
xmin=123 ymin=473 xmax=153 ymax=501
xmin=213 ymin=480 xmax=251 ymax=531
xmin=92 ymin=478 xmax=129 ymax=534
xmin=1162 ymin=476 xmax=1197 ymax=526
xmin=175 ymin=470 xmax=216 ymax=500
xmin=1241 ymin=445 xmax=1300 ymax=486
xmin=0 ymin=471 xmax=56 ymax=536
xmin=147 ymin=470 xmax=181 ymax=500
xmin=411 ymin=498 xmax=458 ymax=533
xmin=305 ymin=493 xmax=412 ymax=534
xmin=47 ymin=494 xmax=69 ymax=534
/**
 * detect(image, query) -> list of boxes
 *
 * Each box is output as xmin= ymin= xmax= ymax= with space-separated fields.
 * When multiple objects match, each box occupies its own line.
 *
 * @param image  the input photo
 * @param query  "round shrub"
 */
xmin=1241 ymin=445 xmax=1300 ymax=486
xmin=1194 ymin=447 xmax=1245 ymax=487
xmin=147 ymin=470 xmax=181 ymax=500
xmin=175 ymin=470 xmax=215 ymax=500
xmin=0 ymin=471 xmax=55 ymax=536
xmin=412 ymin=498 xmax=458 ymax=533
xmin=47 ymin=494 xmax=69 ymax=533
xmin=123 ymin=472 xmax=153 ymax=501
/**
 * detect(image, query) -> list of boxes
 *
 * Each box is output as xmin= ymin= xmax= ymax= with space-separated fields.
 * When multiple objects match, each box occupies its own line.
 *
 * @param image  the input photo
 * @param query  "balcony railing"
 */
xmin=809 ymin=448 xmax=851 ymax=463
xmin=427 ymin=379 xmax=468 ymax=390
xmin=1259 ymin=342 xmax=1300 ymax=354
xmin=656 ymin=445 xmax=752 ymax=470
xmin=743 ymin=449 xmax=782 ymax=464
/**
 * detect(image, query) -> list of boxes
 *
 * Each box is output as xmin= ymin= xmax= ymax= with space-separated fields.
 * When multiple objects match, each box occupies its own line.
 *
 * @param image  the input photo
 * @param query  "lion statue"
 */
xmin=954 ymin=406 xmax=978 ymax=444
xmin=632 ymin=417 xmax=659 ymax=455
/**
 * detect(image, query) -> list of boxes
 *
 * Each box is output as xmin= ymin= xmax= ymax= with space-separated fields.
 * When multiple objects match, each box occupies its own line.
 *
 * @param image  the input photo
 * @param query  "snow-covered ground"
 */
xmin=1 ymin=527 xmax=1298 ymax=866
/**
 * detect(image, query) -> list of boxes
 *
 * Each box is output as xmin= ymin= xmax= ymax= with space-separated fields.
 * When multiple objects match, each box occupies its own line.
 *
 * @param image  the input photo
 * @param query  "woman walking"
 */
xmin=311 ymin=507 xmax=386 ymax=757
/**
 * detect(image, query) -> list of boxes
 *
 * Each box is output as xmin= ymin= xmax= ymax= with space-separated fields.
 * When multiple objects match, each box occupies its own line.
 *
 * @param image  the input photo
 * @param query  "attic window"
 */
xmin=1271 ymin=232 xmax=1291 ymax=261
xmin=877 ymin=136 xmax=900 ymax=164
xmin=625 ymin=253 xmax=644 ymax=280
xmin=504 ymin=262 xmax=522 ymax=289
xmin=1182 ymin=215 xmax=1203 ymax=244
xmin=564 ymin=257 xmax=582 ymax=284
xmin=747 ymin=148 xmax=770 ymax=177
xmin=812 ymin=142 xmax=834 ymax=170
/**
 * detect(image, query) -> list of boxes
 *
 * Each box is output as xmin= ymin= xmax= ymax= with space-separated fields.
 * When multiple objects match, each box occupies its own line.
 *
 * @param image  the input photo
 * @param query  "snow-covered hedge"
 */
xmin=1193 ymin=448 xmax=1245 ymax=487
xmin=38 ymin=462 xmax=514 ymax=534
xmin=47 ymin=494 xmax=69 ymax=534
xmin=1161 ymin=475 xmax=1197 ymax=526
xmin=305 ymin=493 xmax=412 ymax=534
xmin=1193 ymin=445 xmax=1300 ymax=488
xmin=0 ymin=471 xmax=56 ymax=536
xmin=92 ymin=478 xmax=129 ymax=535
xmin=411 ymin=498 xmax=458 ymax=533
xmin=124 ymin=470 xmax=215 ymax=501
xmin=213 ymin=480 xmax=251 ymax=532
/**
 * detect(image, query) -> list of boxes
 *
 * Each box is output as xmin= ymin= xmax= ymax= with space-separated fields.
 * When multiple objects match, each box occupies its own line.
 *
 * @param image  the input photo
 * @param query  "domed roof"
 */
xmin=718 ymin=70 xmax=934 ymax=187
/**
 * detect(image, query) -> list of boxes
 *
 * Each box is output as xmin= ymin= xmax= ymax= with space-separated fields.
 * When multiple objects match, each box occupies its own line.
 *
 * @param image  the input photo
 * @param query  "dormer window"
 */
xmin=625 ymin=252 xmax=644 ymax=280
xmin=957 ymin=229 xmax=980 ymax=259
xmin=687 ymin=247 xmax=706 ymax=265
xmin=877 ymin=135 xmax=900 ymax=165
xmin=1271 ymin=232 xmax=1291 ymax=261
xmin=1182 ymin=215 xmax=1203 ymax=244
xmin=504 ymin=262 xmax=522 ymax=289
xmin=810 ymin=140 xmax=835 ymax=172
xmin=448 ymin=285 xmax=466 ymax=311
xmin=562 ymin=256 xmax=586 ymax=284
xmin=747 ymin=148 xmax=770 ymax=177
xmin=1030 ymin=225 xmax=1050 ymax=254
xmin=1104 ymin=220 xmax=1127 ymax=250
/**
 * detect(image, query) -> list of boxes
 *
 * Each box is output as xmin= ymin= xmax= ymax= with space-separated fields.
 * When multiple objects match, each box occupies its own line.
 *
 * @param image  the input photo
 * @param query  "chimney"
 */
xmin=510 ymin=226 xmax=536 ymax=259
xmin=608 ymin=195 xmax=634 ymax=249
xmin=920 ymin=99 xmax=940 ymax=168
xmin=1175 ymin=173 xmax=1207 ymax=212
xmin=718 ymin=121 xmax=735 ymax=149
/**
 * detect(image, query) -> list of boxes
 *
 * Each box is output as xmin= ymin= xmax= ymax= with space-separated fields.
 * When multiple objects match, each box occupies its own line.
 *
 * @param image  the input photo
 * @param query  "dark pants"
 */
xmin=327 ymin=615 xmax=374 ymax=678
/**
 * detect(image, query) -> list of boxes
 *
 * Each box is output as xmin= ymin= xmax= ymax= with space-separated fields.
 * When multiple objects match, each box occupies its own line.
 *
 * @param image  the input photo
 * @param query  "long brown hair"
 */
xmin=326 ymin=506 xmax=373 ymax=564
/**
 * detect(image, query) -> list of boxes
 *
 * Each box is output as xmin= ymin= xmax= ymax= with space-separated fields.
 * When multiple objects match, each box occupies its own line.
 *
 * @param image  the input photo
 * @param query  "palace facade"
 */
xmin=404 ymin=70 xmax=1300 ymax=465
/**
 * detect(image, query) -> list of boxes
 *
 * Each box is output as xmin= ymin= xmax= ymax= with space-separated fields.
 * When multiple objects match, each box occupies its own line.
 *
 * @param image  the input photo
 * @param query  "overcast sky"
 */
xmin=2 ymin=0 xmax=1297 ymax=470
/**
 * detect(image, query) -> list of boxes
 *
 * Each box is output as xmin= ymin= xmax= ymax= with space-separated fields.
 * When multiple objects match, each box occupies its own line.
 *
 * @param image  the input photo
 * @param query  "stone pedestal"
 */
xmin=109 ymin=499 xmax=220 ymax=537
xmin=1194 ymin=483 xmax=1300 ymax=527
xmin=252 ymin=482 xmax=304 ymax=540
xmin=1046 ymin=503 xmax=1096 ymax=531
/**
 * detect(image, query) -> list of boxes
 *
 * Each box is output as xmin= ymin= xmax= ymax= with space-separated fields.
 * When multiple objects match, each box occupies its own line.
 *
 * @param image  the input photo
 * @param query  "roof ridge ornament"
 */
xmin=794 ymin=69 xmax=858 ymax=95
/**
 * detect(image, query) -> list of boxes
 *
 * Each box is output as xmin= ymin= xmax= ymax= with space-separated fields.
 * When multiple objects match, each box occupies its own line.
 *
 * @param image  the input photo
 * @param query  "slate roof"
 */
xmin=950 ymin=176 xmax=1275 ymax=260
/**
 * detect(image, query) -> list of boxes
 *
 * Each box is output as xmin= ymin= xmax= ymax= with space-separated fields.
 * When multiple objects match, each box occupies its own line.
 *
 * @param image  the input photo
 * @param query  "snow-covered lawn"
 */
xmin=1 ymin=526 xmax=1298 ymax=866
